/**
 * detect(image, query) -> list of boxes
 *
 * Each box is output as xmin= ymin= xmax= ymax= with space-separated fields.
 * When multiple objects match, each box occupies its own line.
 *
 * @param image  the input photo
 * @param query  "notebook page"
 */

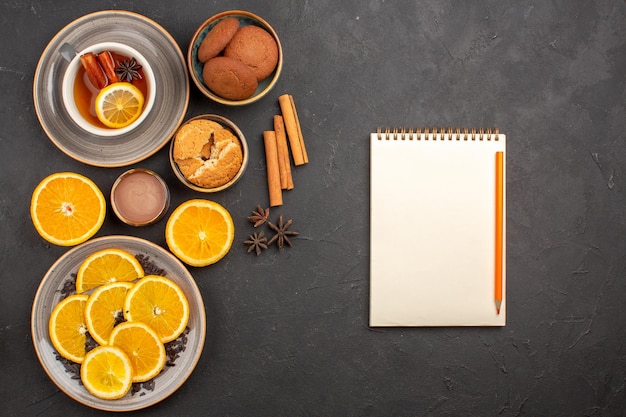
xmin=370 ymin=132 xmax=506 ymax=326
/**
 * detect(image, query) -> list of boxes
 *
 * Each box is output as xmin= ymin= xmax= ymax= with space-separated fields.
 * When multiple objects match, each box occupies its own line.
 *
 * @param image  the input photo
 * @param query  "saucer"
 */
xmin=33 ymin=10 xmax=189 ymax=167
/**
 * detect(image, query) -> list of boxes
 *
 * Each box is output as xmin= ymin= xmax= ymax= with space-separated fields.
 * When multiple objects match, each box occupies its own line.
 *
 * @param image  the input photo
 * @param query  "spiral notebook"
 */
xmin=370 ymin=128 xmax=506 ymax=327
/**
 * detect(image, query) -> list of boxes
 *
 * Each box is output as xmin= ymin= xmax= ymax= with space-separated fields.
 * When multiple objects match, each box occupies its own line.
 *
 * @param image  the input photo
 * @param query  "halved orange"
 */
xmin=84 ymin=281 xmax=134 ymax=346
xmin=80 ymin=345 xmax=133 ymax=400
xmin=123 ymin=275 xmax=190 ymax=343
xmin=30 ymin=172 xmax=106 ymax=246
xmin=95 ymin=82 xmax=145 ymax=129
xmin=109 ymin=321 xmax=166 ymax=383
xmin=75 ymin=248 xmax=144 ymax=293
xmin=48 ymin=293 xmax=89 ymax=363
xmin=165 ymin=199 xmax=235 ymax=267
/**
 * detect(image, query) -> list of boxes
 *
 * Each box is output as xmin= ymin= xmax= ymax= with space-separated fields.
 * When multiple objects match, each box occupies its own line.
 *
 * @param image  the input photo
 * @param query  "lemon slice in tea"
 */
xmin=95 ymin=82 xmax=145 ymax=129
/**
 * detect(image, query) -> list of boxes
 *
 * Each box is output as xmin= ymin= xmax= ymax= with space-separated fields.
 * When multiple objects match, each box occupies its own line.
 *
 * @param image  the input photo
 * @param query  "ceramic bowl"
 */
xmin=187 ymin=10 xmax=283 ymax=105
xmin=169 ymin=114 xmax=249 ymax=192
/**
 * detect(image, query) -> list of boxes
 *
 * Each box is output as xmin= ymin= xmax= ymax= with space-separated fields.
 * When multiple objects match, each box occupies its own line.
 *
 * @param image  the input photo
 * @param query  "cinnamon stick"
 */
xmin=278 ymin=94 xmax=306 ymax=166
xmin=273 ymin=115 xmax=294 ymax=190
xmin=263 ymin=131 xmax=283 ymax=207
xmin=288 ymin=95 xmax=308 ymax=164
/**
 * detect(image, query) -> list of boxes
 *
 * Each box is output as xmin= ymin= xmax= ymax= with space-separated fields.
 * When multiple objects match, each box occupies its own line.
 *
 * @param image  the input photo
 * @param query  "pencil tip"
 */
xmin=495 ymin=299 xmax=502 ymax=314
xmin=497 ymin=308 xmax=500 ymax=315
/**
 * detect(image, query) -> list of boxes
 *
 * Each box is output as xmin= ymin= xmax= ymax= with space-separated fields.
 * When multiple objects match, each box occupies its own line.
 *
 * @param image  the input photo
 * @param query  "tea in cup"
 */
xmin=61 ymin=42 xmax=156 ymax=136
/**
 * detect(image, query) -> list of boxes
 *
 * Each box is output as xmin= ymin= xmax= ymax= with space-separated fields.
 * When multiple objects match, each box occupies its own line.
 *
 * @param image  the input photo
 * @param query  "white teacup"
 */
xmin=61 ymin=42 xmax=156 ymax=137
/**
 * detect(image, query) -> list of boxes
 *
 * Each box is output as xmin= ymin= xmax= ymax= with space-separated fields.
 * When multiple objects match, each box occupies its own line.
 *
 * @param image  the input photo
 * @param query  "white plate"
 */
xmin=31 ymin=236 xmax=206 ymax=411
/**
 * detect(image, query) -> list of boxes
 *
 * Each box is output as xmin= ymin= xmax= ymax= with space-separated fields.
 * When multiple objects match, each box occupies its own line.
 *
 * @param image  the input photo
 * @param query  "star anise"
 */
xmin=267 ymin=215 xmax=299 ymax=249
xmin=244 ymin=231 xmax=268 ymax=256
xmin=115 ymin=57 xmax=143 ymax=82
xmin=247 ymin=205 xmax=270 ymax=227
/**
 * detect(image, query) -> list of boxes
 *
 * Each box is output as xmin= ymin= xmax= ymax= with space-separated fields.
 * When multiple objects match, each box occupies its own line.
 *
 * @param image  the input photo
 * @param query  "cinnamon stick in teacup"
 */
xmin=273 ymin=115 xmax=294 ymax=190
xmin=278 ymin=94 xmax=308 ymax=165
xmin=263 ymin=131 xmax=283 ymax=207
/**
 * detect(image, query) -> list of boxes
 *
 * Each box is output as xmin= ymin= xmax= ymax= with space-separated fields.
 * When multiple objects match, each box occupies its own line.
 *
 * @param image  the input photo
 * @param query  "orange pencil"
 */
xmin=495 ymin=151 xmax=504 ymax=314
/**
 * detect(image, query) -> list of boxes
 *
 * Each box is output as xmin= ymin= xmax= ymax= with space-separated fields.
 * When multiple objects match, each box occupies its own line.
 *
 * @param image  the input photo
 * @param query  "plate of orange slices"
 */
xmin=31 ymin=235 xmax=206 ymax=411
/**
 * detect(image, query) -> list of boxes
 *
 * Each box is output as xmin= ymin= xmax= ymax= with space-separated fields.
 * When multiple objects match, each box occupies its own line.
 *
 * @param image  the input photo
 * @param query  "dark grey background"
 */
xmin=2 ymin=1 xmax=625 ymax=416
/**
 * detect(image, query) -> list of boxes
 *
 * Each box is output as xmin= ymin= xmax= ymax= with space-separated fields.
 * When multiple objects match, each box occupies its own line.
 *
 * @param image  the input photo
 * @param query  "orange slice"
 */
xmin=108 ymin=321 xmax=166 ymax=383
xmin=95 ymin=82 xmax=145 ymax=129
xmin=30 ymin=172 xmax=106 ymax=246
xmin=123 ymin=275 xmax=190 ymax=343
xmin=80 ymin=345 xmax=133 ymax=400
xmin=165 ymin=199 xmax=234 ymax=267
xmin=84 ymin=281 xmax=134 ymax=346
xmin=76 ymin=248 xmax=144 ymax=293
xmin=48 ymin=293 xmax=89 ymax=363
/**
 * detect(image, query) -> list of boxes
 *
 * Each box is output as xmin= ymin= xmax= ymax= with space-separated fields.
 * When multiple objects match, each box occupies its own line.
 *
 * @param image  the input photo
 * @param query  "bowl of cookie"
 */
xmin=169 ymin=114 xmax=248 ymax=192
xmin=188 ymin=10 xmax=283 ymax=105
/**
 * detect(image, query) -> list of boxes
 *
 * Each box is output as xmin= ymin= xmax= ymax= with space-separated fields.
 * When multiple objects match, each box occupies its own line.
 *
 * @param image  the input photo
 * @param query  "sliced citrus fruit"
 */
xmin=165 ymin=199 xmax=235 ymax=267
xmin=30 ymin=172 xmax=106 ymax=246
xmin=76 ymin=248 xmax=144 ymax=293
xmin=95 ymin=82 xmax=145 ymax=129
xmin=109 ymin=321 xmax=166 ymax=383
xmin=48 ymin=293 xmax=89 ymax=363
xmin=80 ymin=345 xmax=133 ymax=400
xmin=123 ymin=275 xmax=190 ymax=343
xmin=84 ymin=281 xmax=134 ymax=346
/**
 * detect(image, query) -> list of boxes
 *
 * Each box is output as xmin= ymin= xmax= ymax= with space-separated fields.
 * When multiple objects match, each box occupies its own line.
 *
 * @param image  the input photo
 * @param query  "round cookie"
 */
xmin=224 ymin=25 xmax=279 ymax=81
xmin=202 ymin=56 xmax=258 ymax=100
xmin=190 ymin=130 xmax=242 ymax=188
xmin=173 ymin=119 xmax=243 ymax=189
xmin=197 ymin=17 xmax=240 ymax=63
xmin=173 ymin=119 xmax=223 ymax=160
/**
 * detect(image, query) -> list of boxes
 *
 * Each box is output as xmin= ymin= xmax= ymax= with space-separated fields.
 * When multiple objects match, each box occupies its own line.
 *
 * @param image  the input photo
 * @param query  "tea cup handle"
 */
xmin=59 ymin=42 xmax=77 ymax=62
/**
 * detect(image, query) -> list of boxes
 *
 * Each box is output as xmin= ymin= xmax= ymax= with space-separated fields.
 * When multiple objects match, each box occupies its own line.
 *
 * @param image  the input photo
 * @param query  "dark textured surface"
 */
xmin=2 ymin=1 xmax=625 ymax=416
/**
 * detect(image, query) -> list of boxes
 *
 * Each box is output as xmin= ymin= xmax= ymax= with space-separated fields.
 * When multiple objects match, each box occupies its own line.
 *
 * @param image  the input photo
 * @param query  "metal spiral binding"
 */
xmin=376 ymin=127 xmax=500 ymax=141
